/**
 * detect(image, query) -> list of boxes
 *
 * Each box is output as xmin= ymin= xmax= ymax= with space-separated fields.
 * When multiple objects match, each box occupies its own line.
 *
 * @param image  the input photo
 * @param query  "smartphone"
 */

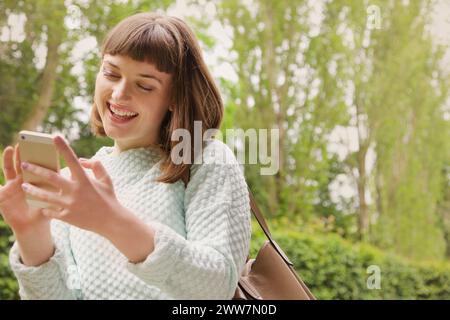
xmin=18 ymin=130 xmax=61 ymax=209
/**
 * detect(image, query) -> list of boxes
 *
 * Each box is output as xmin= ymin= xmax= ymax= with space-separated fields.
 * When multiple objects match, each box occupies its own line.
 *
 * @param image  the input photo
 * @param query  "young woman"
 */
xmin=0 ymin=12 xmax=251 ymax=300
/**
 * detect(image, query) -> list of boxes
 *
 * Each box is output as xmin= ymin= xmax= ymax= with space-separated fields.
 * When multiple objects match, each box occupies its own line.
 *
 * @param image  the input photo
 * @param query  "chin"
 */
xmin=103 ymin=126 xmax=125 ymax=139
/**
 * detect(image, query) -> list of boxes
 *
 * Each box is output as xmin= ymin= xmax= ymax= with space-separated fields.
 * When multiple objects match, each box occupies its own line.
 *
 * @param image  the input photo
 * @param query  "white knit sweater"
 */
xmin=9 ymin=139 xmax=252 ymax=300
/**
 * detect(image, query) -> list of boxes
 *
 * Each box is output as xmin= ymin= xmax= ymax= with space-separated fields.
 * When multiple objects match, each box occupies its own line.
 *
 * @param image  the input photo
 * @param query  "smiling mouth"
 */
xmin=106 ymin=102 xmax=139 ymax=120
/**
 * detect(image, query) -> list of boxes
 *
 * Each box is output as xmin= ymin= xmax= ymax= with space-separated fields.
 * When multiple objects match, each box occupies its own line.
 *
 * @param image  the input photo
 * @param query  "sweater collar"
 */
xmin=93 ymin=145 xmax=164 ymax=175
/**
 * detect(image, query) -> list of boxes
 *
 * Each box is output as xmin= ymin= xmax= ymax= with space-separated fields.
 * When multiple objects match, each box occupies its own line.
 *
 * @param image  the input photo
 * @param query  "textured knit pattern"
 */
xmin=9 ymin=139 xmax=252 ymax=300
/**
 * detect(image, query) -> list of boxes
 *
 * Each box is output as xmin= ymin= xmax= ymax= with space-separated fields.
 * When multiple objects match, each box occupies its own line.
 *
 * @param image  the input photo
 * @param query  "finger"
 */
xmin=53 ymin=136 xmax=88 ymax=182
xmin=14 ymin=144 xmax=22 ymax=175
xmin=21 ymin=182 xmax=68 ymax=208
xmin=2 ymin=146 xmax=17 ymax=181
xmin=80 ymin=160 xmax=112 ymax=185
xmin=21 ymin=162 xmax=71 ymax=191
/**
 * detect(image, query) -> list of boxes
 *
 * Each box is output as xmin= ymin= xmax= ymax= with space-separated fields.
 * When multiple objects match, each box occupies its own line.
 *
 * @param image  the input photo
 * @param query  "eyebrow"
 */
xmin=104 ymin=60 xmax=162 ymax=84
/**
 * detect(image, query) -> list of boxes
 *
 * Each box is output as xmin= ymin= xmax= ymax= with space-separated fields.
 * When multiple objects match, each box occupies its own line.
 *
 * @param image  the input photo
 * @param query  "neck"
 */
xmin=112 ymin=139 xmax=159 ymax=156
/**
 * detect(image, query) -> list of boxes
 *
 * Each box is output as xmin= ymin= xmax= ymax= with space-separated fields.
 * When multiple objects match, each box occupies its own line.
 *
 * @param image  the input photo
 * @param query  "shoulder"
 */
xmin=189 ymin=139 xmax=241 ymax=178
xmin=185 ymin=139 xmax=249 ymax=209
xmin=188 ymin=139 xmax=245 ymax=185
xmin=195 ymin=139 xmax=239 ymax=167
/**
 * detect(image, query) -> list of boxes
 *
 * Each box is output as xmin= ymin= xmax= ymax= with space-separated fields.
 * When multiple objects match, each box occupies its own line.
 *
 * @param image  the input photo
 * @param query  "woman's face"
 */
xmin=94 ymin=54 xmax=173 ymax=151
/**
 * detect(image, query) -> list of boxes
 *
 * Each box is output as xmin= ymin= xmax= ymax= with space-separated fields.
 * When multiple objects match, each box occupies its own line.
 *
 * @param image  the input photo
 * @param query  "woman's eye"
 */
xmin=138 ymin=85 xmax=153 ymax=92
xmin=103 ymin=71 xmax=119 ymax=79
xmin=102 ymin=68 xmax=153 ymax=92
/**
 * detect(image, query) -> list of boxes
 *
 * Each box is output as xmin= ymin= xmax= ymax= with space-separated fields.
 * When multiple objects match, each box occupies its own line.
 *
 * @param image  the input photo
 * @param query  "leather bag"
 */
xmin=232 ymin=189 xmax=316 ymax=300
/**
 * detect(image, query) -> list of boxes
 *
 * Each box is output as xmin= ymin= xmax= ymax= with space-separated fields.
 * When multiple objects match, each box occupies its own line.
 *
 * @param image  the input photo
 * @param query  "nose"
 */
xmin=111 ymin=80 xmax=131 ymax=102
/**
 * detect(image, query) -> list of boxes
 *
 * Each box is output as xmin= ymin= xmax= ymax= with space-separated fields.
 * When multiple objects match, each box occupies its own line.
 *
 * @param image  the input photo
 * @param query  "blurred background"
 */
xmin=0 ymin=0 xmax=449 ymax=299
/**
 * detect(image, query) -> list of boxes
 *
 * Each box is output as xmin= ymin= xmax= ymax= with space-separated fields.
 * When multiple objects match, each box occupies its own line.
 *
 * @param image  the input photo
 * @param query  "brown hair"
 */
xmin=90 ymin=12 xmax=223 ymax=184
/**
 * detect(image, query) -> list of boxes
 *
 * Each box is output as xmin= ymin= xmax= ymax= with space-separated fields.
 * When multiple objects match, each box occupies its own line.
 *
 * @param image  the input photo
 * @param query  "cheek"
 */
xmin=95 ymin=74 xmax=109 ymax=93
xmin=142 ymin=92 xmax=170 ymax=113
xmin=139 ymin=101 xmax=170 ymax=124
xmin=141 ymin=107 xmax=166 ymax=121
xmin=154 ymin=99 xmax=171 ymax=120
xmin=94 ymin=75 xmax=111 ymax=105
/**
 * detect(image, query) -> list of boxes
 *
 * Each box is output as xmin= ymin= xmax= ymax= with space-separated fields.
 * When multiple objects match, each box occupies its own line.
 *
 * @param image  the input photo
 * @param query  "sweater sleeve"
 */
xmin=8 ymin=168 xmax=81 ymax=300
xmin=126 ymin=140 xmax=252 ymax=299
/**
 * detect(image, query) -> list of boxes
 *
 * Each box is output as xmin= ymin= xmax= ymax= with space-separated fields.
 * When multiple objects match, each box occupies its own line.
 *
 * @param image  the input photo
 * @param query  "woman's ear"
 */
xmin=169 ymin=105 xmax=174 ymax=112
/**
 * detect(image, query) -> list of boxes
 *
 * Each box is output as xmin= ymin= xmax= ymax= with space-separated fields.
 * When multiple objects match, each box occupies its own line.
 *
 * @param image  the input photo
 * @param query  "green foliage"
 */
xmin=214 ymin=0 xmax=450 ymax=260
xmin=217 ymin=0 xmax=341 ymax=219
xmin=0 ymin=39 xmax=40 ymax=147
xmin=0 ymin=0 xmax=73 ymax=139
xmin=0 ymin=220 xmax=18 ymax=300
xmin=360 ymin=0 xmax=450 ymax=259
xmin=250 ymin=217 xmax=450 ymax=300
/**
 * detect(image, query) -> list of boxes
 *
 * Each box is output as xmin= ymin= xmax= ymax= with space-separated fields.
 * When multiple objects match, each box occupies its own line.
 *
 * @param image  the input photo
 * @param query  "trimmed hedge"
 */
xmin=250 ymin=218 xmax=450 ymax=299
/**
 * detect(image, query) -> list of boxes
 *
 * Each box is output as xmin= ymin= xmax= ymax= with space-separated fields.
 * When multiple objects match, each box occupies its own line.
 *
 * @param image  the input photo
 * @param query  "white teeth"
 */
xmin=109 ymin=104 xmax=138 ymax=117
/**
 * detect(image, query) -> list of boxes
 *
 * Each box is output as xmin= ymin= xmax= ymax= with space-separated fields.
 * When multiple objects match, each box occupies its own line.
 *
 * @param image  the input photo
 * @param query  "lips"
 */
xmin=107 ymin=102 xmax=139 ymax=116
xmin=106 ymin=102 xmax=139 ymax=124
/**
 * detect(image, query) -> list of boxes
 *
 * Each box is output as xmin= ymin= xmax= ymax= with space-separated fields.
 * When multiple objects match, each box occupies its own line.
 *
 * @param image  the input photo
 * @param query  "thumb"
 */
xmin=80 ymin=160 xmax=112 ymax=185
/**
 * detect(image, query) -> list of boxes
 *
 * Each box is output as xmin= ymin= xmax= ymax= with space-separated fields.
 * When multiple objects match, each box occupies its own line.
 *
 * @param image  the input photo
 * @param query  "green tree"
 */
xmin=334 ymin=0 xmax=449 ymax=259
xmin=215 ymin=0 xmax=449 ymax=261
xmin=0 ymin=0 xmax=81 ymax=147
xmin=216 ymin=0 xmax=349 ymax=221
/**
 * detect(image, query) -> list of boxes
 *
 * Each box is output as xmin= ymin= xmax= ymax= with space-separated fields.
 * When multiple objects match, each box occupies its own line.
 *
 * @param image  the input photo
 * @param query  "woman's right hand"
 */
xmin=0 ymin=144 xmax=50 ymax=236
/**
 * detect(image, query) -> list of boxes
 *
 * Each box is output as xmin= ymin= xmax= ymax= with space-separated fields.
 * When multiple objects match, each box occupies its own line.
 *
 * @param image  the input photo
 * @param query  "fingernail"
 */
xmin=79 ymin=158 xmax=88 ymax=161
xmin=21 ymin=162 xmax=29 ymax=169
xmin=53 ymin=136 xmax=62 ymax=144
xmin=56 ymin=136 xmax=67 ymax=144
xmin=21 ymin=183 xmax=29 ymax=190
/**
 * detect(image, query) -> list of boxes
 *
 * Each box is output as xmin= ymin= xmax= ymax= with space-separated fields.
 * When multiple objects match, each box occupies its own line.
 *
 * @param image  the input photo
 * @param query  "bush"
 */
xmin=249 ymin=217 xmax=450 ymax=299
xmin=0 ymin=221 xmax=18 ymax=300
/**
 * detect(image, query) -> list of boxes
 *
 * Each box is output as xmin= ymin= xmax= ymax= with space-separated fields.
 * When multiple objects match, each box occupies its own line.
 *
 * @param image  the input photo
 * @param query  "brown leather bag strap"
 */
xmin=248 ymin=188 xmax=272 ymax=240
xmin=247 ymin=187 xmax=294 ymax=266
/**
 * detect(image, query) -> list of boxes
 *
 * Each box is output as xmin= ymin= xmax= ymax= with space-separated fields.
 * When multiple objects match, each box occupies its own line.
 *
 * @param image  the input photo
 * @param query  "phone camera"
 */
xmin=21 ymin=135 xmax=25 ymax=140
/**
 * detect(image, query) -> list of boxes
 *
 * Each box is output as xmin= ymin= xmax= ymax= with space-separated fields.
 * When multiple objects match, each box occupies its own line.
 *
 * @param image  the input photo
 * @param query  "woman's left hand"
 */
xmin=20 ymin=135 xmax=123 ymax=236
